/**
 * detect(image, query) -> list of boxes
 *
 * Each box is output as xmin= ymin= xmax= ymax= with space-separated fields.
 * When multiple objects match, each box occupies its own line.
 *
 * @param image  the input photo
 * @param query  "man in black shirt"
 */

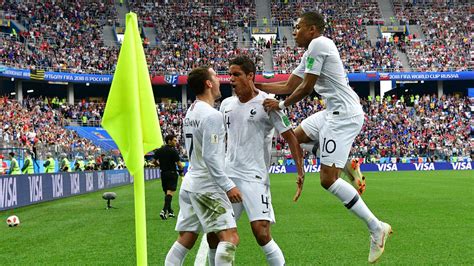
xmin=154 ymin=134 xmax=184 ymax=220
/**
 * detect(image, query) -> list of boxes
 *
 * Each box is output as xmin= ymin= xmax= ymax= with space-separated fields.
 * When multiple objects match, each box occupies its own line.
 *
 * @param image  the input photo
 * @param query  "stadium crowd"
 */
xmin=0 ymin=0 xmax=119 ymax=73
xmin=0 ymin=97 xmax=103 ymax=158
xmin=393 ymin=0 xmax=471 ymax=71
xmin=1 ymin=89 xmax=471 ymax=165
xmin=129 ymin=0 xmax=261 ymax=75
xmin=354 ymin=94 xmax=471 ymax=163
xmin=2 ymin=0 xmax=471 ymax=75
xmin=0 ymin=92 xmax=470 ymax=174
xmin=270 ymin=0 xmax=404 ymax=73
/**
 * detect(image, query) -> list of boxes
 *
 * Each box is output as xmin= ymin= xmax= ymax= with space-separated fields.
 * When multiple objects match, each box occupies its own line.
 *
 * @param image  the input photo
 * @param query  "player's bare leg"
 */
xmin=251 ymin=220 xmax=285 ymax=266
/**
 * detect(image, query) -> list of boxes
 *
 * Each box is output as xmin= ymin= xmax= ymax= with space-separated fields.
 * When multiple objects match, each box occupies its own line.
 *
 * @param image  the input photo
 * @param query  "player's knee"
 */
xmin=224 ymin=231 xmax=240 ymax=246
xmin=320 ymin=175 xmax=339 ymax=189
xmin=177 ymin=231 xmax=198 ymax=249
xmin=232 ymin=232 xmax=240 ymax=246
xmin=255 ymin=232 xmax=271 ymax=246
xmin=217 ymin=228 xmax=240 ymax=246
xmin=252 ymin=222 xmax=272 ymax=246
xmin=320 ymin=165 xmax=339 ymax=189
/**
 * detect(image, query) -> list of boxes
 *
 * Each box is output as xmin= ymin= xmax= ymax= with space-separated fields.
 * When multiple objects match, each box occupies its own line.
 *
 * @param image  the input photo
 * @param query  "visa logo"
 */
xmin=377 ymin=164 xmax=398 ymax=171
xmin=414 ymin=163 xmax=435 ymax=171
xmin=51 ymin=174 xmax=63 ymax=198
xmin=28 ymin=175 xmax=43 ymax=202
xmin=0 ymin=177 xmax=17 ymax=208
xmin=85 ymin=173 xmax=94 ymax=192
xmin=268 ymin=165 xmax=287 ymax=173
xmin=304 ymin=165 xmax=320 ymax=173
xmin=97 ymin=172 xmax=105 ymax=189
xmin=70 ymin=173 xmax=80 ymax=194
xmin=451 ymin=162 xmax=472 ymax=170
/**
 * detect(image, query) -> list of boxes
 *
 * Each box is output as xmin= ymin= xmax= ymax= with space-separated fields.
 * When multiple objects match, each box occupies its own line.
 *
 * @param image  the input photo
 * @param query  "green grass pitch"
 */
xmin=1 ymin=170 xmax=473 ymax=265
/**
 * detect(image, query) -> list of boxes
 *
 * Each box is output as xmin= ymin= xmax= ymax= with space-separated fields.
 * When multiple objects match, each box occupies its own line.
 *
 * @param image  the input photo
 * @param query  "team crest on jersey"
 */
xmin=250 ymin=108 xmax=257 ymax=119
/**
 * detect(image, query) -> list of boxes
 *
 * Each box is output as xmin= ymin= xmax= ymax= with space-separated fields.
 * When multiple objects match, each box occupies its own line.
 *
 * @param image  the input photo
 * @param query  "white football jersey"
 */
xmin=181 ymin=100 xmax=235 ymax=193
xmin=220 ymin=90 xmax=291 ymax=185
xmin=292 ymin=36 xmax=364 ymax=117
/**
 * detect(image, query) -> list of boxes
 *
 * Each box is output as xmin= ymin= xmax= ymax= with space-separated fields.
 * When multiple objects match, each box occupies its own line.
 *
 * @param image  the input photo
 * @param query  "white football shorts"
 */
xmin=300 ymin=110 xmax=364 ymax=168
xmin=175 ymin=189 xmax=236 ymax=233
xmin=231 ymin=178 xmax=275 ymax=224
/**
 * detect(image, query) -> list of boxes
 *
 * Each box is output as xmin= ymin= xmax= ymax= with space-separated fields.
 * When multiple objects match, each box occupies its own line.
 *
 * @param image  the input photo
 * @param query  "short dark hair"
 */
xmin=165 ymin=134 xmax=176 ymax=144
xmin=9 ymin=152 xmax=15 ymax=157
xmin=229 ymin=56 xmax=256 ymax=77
xmin=188 ymin=66 xmax=211 ymax=95
xmin=300 ymin=11 xmax=325 ymax=33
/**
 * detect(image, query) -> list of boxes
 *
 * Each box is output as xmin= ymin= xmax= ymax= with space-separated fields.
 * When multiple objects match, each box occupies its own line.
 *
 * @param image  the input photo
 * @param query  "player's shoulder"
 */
xmin=203 ymin=105 xmax=221 ymax=119
xmin=187 ymin=101 xmax=220 ymax=118
xmin=221 ymin=96 xmax=238 ymax=106
xmin=254 ymin=90 xmax=275 ymax=109
xmin=256 ymin=89 xmax=270 ymax=99
xmin=309 ymin=36 xmax=335 ymax=49
xmin=220 ymin=96 xmax=238 ymax=110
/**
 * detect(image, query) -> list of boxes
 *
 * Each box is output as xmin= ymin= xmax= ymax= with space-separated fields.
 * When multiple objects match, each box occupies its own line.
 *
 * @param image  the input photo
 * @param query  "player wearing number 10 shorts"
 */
xmin=260 ymin=11 xmax=392 ymax=264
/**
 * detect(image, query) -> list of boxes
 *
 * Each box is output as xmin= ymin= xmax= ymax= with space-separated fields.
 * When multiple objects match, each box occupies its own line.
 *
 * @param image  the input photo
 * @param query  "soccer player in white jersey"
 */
xmin=207 ymin=56 xmax=305 ymax=266
xmin=165 ymin=66 xmax=243 ymax=266
xmin=260 ymin=12 xmax=392 ymax=263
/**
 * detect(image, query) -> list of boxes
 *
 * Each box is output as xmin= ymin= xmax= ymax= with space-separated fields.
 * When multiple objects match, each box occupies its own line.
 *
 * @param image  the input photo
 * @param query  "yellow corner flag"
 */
xmin=101 ymin=12 xmax=163 ymax=266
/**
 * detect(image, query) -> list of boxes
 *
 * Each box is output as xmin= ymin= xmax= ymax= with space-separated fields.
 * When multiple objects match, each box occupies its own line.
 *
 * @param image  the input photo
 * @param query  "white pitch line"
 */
xmin=194 ymin=233 xmax=209 ymax=266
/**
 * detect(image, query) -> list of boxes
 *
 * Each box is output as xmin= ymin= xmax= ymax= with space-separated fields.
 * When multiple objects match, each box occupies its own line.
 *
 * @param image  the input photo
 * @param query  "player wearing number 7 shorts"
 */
xmin=206 ymin=56 xmax=305 ymax=266
xmin=259 ymin=11 xmax=392 ymax=264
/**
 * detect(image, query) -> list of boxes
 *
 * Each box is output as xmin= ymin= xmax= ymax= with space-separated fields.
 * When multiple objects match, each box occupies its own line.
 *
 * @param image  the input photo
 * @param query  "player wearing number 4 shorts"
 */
xmin=259 ymin=12 xmax=392 ymax=263
xmin=207 ymin=56 xmax=305 ymax=266
xmin=165 ymin=66 xmax=243 ymax=266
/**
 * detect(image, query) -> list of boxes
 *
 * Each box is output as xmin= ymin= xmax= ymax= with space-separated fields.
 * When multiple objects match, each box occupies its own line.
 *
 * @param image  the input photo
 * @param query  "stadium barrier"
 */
xmin=268 ymin=162 xmax=473 ymax=174
xmin=0 ymin=168 xmax=160 ymax=211
xmin=2 ymin=162 xmax=472 ymax=211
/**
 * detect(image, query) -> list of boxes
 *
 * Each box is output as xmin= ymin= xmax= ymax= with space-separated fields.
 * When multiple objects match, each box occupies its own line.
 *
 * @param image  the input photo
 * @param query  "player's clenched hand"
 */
xmin=227 ymin=187 xmax=243 ymax=203
xmin=293 ymin=173 xmax=305 ymax=202
xmin=263 ymin=98 xmax=280 ymax=112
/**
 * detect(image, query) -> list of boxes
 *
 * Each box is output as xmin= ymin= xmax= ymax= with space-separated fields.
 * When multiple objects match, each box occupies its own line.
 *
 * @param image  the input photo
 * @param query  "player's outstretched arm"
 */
xmin=256 ymin=74 xmax=303 ymax=95
xmin=281 ymin=129 xmax=305 ymax=202
xmin=263 ymin=73 xmax=318 ymax=112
